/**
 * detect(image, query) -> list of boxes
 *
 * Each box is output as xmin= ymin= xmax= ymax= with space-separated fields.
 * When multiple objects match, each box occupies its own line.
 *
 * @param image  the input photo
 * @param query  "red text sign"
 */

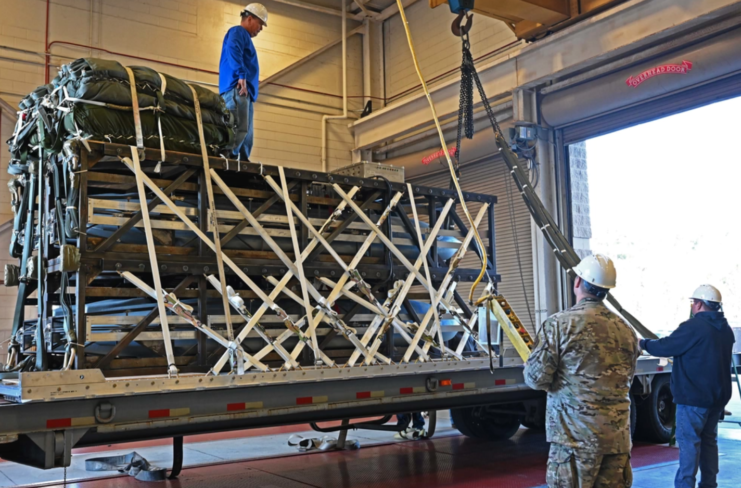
xmin=422 ymin=147 xmax=456 ymax=165
xmin=625 ymin=60 xmax=693 ymax=88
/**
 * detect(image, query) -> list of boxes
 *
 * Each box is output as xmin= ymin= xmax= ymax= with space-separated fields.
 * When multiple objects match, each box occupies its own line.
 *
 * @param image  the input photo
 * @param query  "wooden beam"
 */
xmin=95 ymin=276 xmax=195 ymax=370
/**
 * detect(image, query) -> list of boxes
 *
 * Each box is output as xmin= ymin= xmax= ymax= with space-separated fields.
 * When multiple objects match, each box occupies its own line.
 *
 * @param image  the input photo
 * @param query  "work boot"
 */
xmin=394 ymin=427 xmax=426 ymax=440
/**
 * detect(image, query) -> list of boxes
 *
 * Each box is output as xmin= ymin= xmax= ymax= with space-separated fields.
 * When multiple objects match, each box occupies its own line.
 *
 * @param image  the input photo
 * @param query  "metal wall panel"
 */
xmin=541 ymin=25 xmax=741 ymax=143
xmin=560 ymin=72 xmax=741 ymax=144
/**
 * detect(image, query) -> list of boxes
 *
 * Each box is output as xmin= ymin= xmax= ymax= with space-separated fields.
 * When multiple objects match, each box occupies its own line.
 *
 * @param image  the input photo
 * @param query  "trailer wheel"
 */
xmin=450 ymin=405 xmax=522 ymax=440
xmin=636 ymin=374 xmax=674 ymax=443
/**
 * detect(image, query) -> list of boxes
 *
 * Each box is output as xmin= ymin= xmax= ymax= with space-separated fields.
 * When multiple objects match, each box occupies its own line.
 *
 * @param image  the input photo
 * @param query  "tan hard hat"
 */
xmin=573 ymin=253 xmax=617 ymax=289
xmin=242 ymin=3 xmax=268 ymax=26
xmin=690 ymin=284 xmax=722 ymax=303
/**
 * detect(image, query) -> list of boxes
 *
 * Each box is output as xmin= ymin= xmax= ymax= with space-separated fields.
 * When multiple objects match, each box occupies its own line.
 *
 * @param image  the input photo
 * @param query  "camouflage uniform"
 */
xmin=524 ymin=298 xmax=641 ymax=488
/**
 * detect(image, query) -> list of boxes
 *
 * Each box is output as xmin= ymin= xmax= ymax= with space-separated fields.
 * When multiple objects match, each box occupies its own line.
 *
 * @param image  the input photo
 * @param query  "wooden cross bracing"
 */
xmin=118 ymin=145 xmax=493 ymax=375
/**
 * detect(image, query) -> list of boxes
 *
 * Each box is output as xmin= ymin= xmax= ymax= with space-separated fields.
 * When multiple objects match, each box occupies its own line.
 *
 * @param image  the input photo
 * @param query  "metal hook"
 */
xmin=452 ymin=11 xmax=474 ymax=37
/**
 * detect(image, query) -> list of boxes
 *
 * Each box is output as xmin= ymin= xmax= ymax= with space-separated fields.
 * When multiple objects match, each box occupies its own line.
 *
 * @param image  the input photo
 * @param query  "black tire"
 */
xmin=521 ymin=419 xmax=545 ymax=431
xmin=522 ymin=397 xmax=547 ymax=431
xmin=451 ymin=405 xmax=522 ymax=440
xmin=630 ymin=392 xmax=637 ymax=439
xmin=636 ymin=374 xmax=674 ymax=443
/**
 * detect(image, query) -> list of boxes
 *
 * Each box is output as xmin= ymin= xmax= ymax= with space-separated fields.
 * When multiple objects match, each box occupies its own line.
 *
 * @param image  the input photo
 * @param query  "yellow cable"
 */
xmin=395 ymin=0 xmax=487 ymax=303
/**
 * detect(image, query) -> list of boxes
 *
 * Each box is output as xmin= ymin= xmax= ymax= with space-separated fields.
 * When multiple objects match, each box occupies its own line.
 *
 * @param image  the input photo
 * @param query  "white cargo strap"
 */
xmin=124 ymin=67 xmax=144 ymax=149
xmin=187 ymin=83 xmax=235 ymax=345
xmin=156 ymin=72 xmax=167 ymax=162
xmin=125 ymin=150 xmax=177 ymax=376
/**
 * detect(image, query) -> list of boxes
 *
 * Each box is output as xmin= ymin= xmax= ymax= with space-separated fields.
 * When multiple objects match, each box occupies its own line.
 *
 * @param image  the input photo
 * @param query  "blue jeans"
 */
xmin=397 ymin=413 xmax=425 ymax=430
xmin=222 ymin=87 xmax=254 ymax=160
xmin=675 ymin=404 xmax=722 ymax=488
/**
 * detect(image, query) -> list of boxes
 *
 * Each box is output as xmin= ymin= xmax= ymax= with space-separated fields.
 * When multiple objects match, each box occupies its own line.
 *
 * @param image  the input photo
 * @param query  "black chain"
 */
xmin=453 ymin=33 xmax=473 ymax=188
xmin=453 ymin=32 xmax=505 ymax=189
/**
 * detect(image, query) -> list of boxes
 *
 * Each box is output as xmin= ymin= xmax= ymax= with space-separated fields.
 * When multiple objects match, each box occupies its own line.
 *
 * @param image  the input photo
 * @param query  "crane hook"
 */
xmin=452 ymin=11 xmax=474 ymax=37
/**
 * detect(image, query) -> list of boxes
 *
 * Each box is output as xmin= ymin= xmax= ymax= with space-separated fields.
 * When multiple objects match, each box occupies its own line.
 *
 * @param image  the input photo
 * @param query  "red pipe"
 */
xmin=44 ymin=10 xmax=518 ymax=105
xmin=266 ymin=82 xmax=386 ymax=100
xmin=48 ymin=40 xmax=220 ymax=76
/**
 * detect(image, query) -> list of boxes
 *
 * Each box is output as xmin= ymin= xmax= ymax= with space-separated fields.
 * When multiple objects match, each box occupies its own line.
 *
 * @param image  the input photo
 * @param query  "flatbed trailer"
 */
xmin=0 ymin=140 xmax=674 ymax=472
xmin=0 ymin=354 xmax=672 ymax=470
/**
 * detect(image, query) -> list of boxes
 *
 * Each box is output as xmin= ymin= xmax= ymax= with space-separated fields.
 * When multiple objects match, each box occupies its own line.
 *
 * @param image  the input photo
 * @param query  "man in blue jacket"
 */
xmin=219 ymin=4 xmax=267 ymax=161
xmin=640 ymin=284 xmax=735 ymax=488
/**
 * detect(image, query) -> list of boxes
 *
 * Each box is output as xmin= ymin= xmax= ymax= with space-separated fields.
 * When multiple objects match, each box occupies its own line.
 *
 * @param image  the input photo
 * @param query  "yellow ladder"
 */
xmin=485 ymin=295 xmax=535 ymax=362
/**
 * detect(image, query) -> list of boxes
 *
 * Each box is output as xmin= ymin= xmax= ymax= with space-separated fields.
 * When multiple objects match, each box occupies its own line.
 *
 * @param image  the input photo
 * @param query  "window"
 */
xmin=569 ymin=97 xmax=741 ymax=335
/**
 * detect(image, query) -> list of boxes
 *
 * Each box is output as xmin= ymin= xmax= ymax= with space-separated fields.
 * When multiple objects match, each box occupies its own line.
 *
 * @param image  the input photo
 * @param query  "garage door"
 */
xmin=541 ymin=24 xmax=741 ymax=143
xmin=409 ymin=157 xmax=537 ymax=339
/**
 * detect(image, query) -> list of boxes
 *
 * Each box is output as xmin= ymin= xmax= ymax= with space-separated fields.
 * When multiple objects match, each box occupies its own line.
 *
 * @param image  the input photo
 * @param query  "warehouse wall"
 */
xmin=382 ymin=1 xmax=517 ymax=104
xmin=0 ymin=0 xmax=366 ymax=360
xmin=0 ymin=0 xmax=363 ymax=171
xmin=0 ymin=109 xmax=14 ymax=363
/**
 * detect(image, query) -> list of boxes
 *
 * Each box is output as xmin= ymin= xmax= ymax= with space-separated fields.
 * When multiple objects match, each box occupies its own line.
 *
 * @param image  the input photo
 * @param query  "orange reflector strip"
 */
xmin=400 ymin=387 xmax=425 ymax=395
xmin=148 ymin=408 xmax=190 ymax=419
xmin=227 ymin=401 xmax=263 ymax=412
xmin=357 ymin=391 xmax=384 ymax=399
xmin=440 ymin=379 xmax=452 ymax=387
xmin=47 ymin=418 xmax=71 ymax=429
xmin=296 ymin=396 xmax=328 ymax=405
xmin=149 ymin=409 xmax=170 ymax=419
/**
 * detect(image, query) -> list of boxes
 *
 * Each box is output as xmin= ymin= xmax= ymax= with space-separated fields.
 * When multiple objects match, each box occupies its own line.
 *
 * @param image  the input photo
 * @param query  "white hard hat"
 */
xmin=690 ymin=284 xmax=722 ymax=303
xmin=242 ymin=3 xmax=268 ymax=26
xmin=573 ymin=253 xmax=617 ymax=289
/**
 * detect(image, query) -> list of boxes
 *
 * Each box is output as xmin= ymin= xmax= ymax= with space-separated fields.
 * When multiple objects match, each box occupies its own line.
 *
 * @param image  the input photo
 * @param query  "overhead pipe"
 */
xmin=321 ymin=0 xmax=351 ymax=173
xmin=363 ymin=18 xmax=371 ymax=109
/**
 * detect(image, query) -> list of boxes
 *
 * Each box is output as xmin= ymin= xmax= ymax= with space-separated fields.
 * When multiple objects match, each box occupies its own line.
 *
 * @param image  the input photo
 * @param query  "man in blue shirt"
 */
xmin=219 ymin=4 xmax=267 ymax=161
xmin=640 ymin=284 xmax=735 ymax=488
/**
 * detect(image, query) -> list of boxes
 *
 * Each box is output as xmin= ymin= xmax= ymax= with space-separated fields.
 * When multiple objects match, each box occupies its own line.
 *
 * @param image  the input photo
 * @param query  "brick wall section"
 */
xmin=383 ymin=1 xmax=517 ymax=103
xmin=569 ymin=142 xmax=592 ymax=258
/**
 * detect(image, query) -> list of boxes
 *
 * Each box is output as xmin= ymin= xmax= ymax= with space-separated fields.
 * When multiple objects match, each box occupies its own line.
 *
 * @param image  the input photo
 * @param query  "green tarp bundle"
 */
xmin=8 ymin=58 xmax=234 ymax=159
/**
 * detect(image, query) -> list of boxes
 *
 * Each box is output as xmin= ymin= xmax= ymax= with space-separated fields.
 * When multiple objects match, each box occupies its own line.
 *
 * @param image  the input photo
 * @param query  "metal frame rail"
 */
xmin=0 ymin=356 xmax=671 ymax=469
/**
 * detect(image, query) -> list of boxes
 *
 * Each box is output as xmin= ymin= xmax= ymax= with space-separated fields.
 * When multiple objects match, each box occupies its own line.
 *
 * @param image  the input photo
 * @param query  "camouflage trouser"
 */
xmin=546 ymin=444 xmax=633 ymax=488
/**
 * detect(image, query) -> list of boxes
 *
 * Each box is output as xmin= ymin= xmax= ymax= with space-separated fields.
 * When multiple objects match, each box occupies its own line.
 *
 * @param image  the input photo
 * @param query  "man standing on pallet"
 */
xmin=524 ymin=254 xmax=641 ymax=488
xmin=640 ymin=285 xmax=734 ymax=488
xmin=219 ymin=3 xmax=268 ymax=161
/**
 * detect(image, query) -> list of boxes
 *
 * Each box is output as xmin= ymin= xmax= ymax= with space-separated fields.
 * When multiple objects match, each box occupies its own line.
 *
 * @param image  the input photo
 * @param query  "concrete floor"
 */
xmin=2 ymin=388 xmax=740 ymax=487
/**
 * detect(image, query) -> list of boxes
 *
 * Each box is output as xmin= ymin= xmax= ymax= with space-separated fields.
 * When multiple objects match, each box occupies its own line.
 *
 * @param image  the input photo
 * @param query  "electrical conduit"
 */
xmin=321 ymin=0 xmax=350 ymax=172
